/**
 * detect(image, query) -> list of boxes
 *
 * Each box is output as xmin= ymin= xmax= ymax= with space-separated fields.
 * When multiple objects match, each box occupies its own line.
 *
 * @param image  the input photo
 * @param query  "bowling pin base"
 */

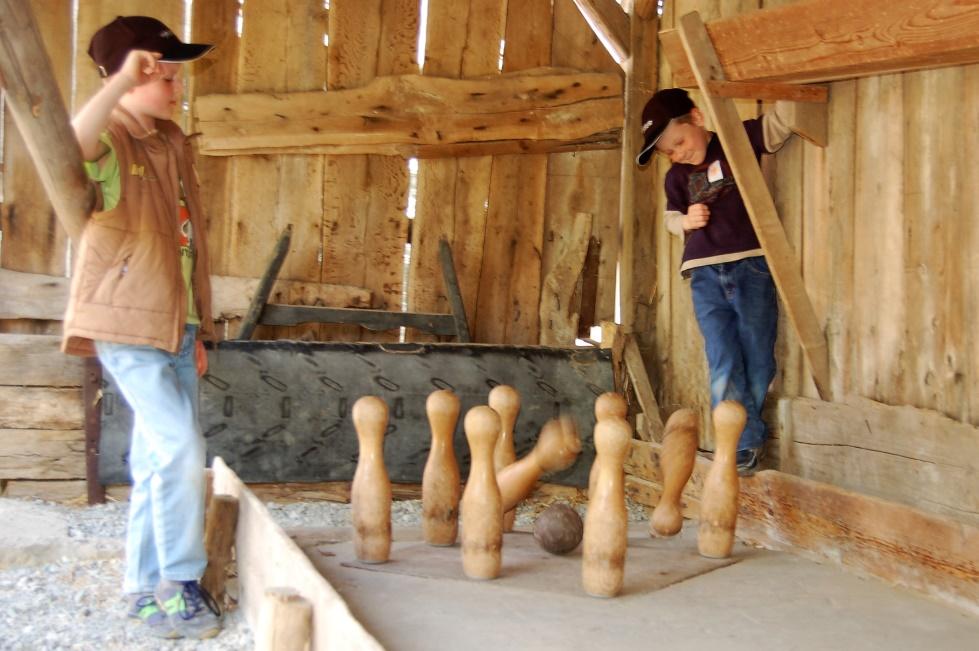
xmin=357 ymin=557 xmax=390 ymax=565
xmin=697 ymin=524 xmax=735 ymax=559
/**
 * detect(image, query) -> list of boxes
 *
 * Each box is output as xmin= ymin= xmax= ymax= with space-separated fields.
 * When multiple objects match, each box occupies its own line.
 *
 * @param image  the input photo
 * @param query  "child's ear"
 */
xmin=690 ymin=107 xmax=705 ymax=127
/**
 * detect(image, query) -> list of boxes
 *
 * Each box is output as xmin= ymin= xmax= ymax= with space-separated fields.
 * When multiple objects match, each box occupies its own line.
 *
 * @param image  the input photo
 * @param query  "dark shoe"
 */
xmin=735 ymin=447 xmax=764 ymax=477
xmin=127 ymin=592 xmax=180 ymax=639
xmin=155 ymin=580 xmax=222 ymax=640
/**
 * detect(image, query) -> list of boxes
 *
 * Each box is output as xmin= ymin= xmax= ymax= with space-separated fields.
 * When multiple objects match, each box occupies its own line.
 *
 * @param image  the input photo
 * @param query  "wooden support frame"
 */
xmin=625 ymin=439 xmax=979 ymax=616
xmin=676 ymin=12 xmax=831 ymax=400
xmin=661 ymin=0 xmax=979 ymax=86
xmin=0 ymin=0 xmax=95 ymax=243
xmin=211 ymin=457 xmax=383 ymax=650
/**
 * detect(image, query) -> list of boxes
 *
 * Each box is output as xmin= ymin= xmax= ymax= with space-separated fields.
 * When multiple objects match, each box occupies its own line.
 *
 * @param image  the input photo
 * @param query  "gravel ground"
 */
xmin=0 ymin=495 xmax=649 ymax=651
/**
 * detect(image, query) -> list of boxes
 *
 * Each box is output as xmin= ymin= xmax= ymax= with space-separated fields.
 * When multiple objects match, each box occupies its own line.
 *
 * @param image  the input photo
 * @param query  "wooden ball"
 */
xmin=533 ymin=503 xmax=583 ymax=555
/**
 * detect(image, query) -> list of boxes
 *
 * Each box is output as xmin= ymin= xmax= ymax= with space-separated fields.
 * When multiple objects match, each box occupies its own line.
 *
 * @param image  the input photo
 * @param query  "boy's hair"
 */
xmin=88 ymin=16 xmax=213 ymax=78
xmin=635 ymin=88 xmax=696 ymax=167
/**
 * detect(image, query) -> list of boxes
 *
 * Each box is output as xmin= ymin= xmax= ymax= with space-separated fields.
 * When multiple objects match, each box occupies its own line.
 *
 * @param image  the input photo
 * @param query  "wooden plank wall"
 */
xmin=648 ymin=0 xmax=979 ymax=526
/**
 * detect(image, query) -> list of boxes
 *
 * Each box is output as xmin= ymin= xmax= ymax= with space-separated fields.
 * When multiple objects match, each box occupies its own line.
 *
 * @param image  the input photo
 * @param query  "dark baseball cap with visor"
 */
xmin=87 ymin=16 xmax=213 ymax=78
xmin=635 ymin=88 xmax=695 ymax=167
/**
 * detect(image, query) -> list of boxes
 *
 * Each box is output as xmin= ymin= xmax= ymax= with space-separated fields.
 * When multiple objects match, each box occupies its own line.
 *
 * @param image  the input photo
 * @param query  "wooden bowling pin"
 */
xmin=351 ymin=396 xmax=392 ymax=563
xmin=460 ymin=406 xmax=504 ymax=580
xmin=589 ymin=392 xmax=627 ymax=496
xmin=497 ymin=416 xmax=581 ymax=513
xmin=489 ymin=385 xmax=520 ymax=532
xmin=422 ymin=389 xmax=461 ymax=546
xmin=697 ymin=400 xmax=746 ymax=559
xmin=650 ymin=408 xmax=699 ymax=537
xmin=582 ymin=417 xmax=631 ymax=598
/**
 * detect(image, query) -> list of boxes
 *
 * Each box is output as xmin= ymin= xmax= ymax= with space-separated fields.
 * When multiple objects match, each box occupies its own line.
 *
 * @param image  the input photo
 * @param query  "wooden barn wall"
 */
xmin=650 ymin=0 xmax=979 ymax=526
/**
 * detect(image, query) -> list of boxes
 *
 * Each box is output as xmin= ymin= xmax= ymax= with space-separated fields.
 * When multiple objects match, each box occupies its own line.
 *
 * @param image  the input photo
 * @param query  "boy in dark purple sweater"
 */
xmin=636 ymin=88 xmax=795 ymax=475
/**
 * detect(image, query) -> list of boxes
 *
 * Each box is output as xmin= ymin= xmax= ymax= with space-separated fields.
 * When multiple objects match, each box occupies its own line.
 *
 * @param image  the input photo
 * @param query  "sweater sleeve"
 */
xmin=762 ymin=102 xmax=794 ymax=153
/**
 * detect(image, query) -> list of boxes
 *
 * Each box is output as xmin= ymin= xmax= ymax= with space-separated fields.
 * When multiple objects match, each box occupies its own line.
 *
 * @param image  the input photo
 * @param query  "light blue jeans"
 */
xmin=96 ymin=325 xmax=207 ymax=594
xmin=689 ymin=257 xmax=778 ymax=452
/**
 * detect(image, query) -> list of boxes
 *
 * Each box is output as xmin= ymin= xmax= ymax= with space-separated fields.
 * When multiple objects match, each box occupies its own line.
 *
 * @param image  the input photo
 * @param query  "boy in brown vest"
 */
xmin=66 ymin=16 xmax=219 ymax=639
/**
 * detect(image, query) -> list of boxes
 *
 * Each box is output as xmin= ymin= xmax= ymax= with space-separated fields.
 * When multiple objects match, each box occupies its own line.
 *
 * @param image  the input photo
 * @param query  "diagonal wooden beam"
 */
xmin=676 ymin=11 xmax=831 ymax=401
xmin=571 ymin=0 xmax=630 ymax=65
xmin=0 ymin=0 xmax=94 ymax=243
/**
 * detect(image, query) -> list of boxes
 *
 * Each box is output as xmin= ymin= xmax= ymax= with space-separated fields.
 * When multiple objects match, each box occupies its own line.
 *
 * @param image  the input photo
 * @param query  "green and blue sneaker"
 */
xmin=154 ymin=580 xmax=222 ymax=640
xmin=127 ymin=592 xmax=180 ymax=639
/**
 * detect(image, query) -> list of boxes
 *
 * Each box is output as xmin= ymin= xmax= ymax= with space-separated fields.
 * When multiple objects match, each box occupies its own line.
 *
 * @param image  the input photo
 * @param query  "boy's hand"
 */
xmin=117 ymin=50 xmax=164 ymax=88
xmin=683 ymin=203 xmax=710 ymax=231
xmin=195 ymin=339 xmax=208 ymax=377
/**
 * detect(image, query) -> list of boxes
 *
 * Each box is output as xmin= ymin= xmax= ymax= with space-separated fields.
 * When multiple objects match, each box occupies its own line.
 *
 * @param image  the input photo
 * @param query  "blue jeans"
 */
xmin=689 ymin=257 xmax=778 ymax=451
xmin=96 ymin=325 xmax=207 ymax=593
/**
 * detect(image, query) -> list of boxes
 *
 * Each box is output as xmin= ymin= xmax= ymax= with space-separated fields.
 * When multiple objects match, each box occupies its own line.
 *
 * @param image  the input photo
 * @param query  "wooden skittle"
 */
xmin=422 ymin=389 xmax=461 ymax=546
xmin=697 ymin=400 xmax=746 ymax=558
xmin=650 ymin=408 xmax=699 ymax=537
xmin=489 ymin=385 xmax=520 ymax=532
xmin=351 ymin=396 xmax=392 ymax=563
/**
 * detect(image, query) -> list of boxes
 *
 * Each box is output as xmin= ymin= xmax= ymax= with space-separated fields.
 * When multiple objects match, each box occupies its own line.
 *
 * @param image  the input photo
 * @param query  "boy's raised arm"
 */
xmin=71 ymin=50 xmax=163 ymax=160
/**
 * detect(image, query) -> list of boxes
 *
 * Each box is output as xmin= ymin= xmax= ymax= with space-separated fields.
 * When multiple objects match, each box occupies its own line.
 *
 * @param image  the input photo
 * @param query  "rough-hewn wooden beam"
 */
xmin=626 ymin=438 xmax=979 ymax=616
xmin=705 ymin=80 xmax=828 ymax=103
xmin=0 ymin=268 xmax=372 ymax=322
xmin=570 ymin=0 xmax=630 ymax=64
xmin=662 ymin=0 xmax=979 ymax=86
xmin=0 ymin=0 xmax=95 ymax=243
xmin=677 ymin=12 xmax=831 ymax=400
xmin=195 ymin=70 xmax=622 ymax=156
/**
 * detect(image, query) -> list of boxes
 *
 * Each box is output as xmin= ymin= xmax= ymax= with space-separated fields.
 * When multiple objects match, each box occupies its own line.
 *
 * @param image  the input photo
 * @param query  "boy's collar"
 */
xmin=114 ymin=106 xmax=159 ymax=140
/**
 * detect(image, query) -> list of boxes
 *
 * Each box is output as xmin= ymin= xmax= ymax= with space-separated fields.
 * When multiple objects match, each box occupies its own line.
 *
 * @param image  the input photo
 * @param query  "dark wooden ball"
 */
xmin=533 ymin=503 xmax=583 ymax=555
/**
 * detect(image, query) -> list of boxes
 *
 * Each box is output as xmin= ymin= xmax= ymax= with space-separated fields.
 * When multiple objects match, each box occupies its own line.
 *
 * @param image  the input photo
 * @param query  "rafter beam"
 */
xmin=662 ymin=0 xmax=979 ymax=86
xmin=571 ymin=0 xmax=630 ymax=65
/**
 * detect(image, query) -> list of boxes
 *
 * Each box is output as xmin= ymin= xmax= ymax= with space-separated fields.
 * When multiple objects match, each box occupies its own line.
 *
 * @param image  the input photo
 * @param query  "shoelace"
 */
xmin=179 ymin=582 xmax=221 ymax=620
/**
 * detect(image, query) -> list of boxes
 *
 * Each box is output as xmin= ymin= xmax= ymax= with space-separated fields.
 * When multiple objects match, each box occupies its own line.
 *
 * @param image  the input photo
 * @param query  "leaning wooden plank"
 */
xmin=0 ymin=429 xmax=84 ymax=479
xmin=778 ymin=396 xmax=979 ymax=527
xmin=661 ymin=0 xmax=979 ymax=86
xmin=0 ymin=0 xmax=96 ymax=244
xmin=211 ymin=457 xmax=384 ymax=650
xmin=0 ymin=386 xmax=82 ymax=430
xmin=677 ymin=12 xmax=831 ymax=400
xmin=0 ymin=0 xmax=72 ymax=277
xmin=195 ymin=71 xmax=622 ymax=156
xmin=623 ymin=335 xmax=664 ymax=441
xmin=627 ymin=438 xmax=979 ymax=616
xmin=0 ymin=334 xmax=83 ymax=387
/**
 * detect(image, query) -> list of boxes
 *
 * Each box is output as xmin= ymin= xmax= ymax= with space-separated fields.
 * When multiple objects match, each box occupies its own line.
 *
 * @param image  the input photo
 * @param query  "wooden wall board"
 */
xmin=0 ymin=333 xmax=82 ymax=387
xmin=544 ymin=0 xmax=622 ymax=342
xmin=232 ymin=0 xmax=327 ymax=341
xmin=777 ymin=396 xmax=979 ymax=527
xmin=321 ymin=0 xmax=414 ymax=342
xmin=212 ymin=458 xmax=384 ymax=650
xmin=0 ymin=386 xmax=82 ymax=430
xmin=475 ymin=0 xmax=552 ymax=345
xmin=190 ymin=0 xmax=240 ymax=279
xmin=966 ymin=64 xmax=979 ymax=425
xmin=0 ymin=429 xmax=84 ymax=480
xmin=407 ymin=0 xmax=504 ymax=342
xmin=0 ymin=0 xmax=72 ymax=280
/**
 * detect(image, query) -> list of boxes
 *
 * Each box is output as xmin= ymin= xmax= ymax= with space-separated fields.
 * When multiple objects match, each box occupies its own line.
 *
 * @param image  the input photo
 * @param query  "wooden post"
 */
xmin=618 ymin=3 xmax=658 ymax=335
xmin=0 ymin=0 xmax=95 ymax=244
xmin=255 ymin=587 xmax=313 ymax=651
xmin=676 ymin=11 xmax=832 ymax=400
xmin=201 ymin=493 xmax=239 ymax=602
xmin=83 ymin=357 xmax=105 ymax=505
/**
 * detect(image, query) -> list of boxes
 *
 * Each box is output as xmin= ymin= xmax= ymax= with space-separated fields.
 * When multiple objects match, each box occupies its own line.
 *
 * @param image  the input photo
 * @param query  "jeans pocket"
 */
xmin=742 ymin=256 xmax=771 ymax=277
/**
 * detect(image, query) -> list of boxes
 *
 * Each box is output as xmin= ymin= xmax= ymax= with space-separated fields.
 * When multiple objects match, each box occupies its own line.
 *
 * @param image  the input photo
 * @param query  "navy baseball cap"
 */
xmin=87 ymin=16 xmax=213 ymax=78
xmin=635 ymin=88 xmax=695 ymax=167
